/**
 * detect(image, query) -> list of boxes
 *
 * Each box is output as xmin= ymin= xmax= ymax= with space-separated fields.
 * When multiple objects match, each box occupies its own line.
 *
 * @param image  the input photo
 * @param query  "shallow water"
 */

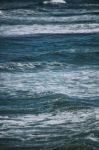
xmin=0 ymin=0 xmax=99 ymax=149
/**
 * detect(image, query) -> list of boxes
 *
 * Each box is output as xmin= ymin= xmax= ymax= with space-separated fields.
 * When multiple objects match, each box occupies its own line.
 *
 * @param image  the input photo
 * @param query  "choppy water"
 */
xmin=0 ymin=0 xmax=99 ymax=149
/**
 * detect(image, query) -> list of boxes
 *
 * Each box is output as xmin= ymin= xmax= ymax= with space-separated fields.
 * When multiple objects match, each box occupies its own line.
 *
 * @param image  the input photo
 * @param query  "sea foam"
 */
xmin=43 ymin=0 xmax=66 ymax=4
xmin=0 ymin=24 xmax=99 ymax=37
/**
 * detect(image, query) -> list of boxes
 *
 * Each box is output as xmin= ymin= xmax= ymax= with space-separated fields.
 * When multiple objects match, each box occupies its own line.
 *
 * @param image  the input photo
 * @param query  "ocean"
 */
xmin=0 ymin=0 xmax=99 ymax=149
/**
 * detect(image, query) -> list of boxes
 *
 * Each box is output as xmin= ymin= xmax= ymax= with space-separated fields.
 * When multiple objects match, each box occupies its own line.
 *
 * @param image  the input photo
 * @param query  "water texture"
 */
xmin=0 ymin=0 xmax=99 ymax=149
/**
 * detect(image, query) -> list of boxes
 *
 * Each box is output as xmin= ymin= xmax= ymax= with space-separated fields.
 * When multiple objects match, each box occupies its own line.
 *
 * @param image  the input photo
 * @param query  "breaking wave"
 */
xmin=0 ymin=24 xmax=99 ymax=37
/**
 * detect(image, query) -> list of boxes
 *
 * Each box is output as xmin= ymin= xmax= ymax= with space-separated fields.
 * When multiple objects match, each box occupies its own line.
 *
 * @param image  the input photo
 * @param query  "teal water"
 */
xmin=0 ymin=0 xmax=99 ymax=149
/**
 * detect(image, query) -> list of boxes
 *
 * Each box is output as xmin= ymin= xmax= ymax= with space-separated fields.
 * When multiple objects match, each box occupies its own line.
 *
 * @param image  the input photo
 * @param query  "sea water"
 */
xmin=0 ymin=0 xmax=99 ymax=149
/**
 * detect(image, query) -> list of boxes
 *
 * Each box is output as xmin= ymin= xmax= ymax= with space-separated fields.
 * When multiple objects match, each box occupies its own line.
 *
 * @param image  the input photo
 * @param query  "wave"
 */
xmin=0 ymin=0 xmax=99 ymax=11
xmin=43 ymin=0 xmax=66 ymax=5
xmin=0 ymin=62 xmax=37 ymax=71
xmin=0 ymin=10 xmax=3 ymax=14
xmin=0 ymin=68 xmax=99 ymax=99
xmin=0 ymin=50 xmax=99 ymax=71
xmin=1 ymin=13 xmax=99 ymax=25
xmin=0 ymin=62 xmax=64 ymax=72
xmin=0 ymin=23 xmax=99 ymax=37
xmin=0 ymin=108 xmax=99 ymax=149
xmin=0 ymin=93 xmax=98 ymax=115
xmin=0 ymin=109 xmax=98 ymax=127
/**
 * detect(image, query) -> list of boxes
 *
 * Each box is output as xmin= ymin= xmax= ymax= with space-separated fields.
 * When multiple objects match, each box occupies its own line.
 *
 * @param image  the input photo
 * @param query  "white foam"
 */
xmin=43 ymin=0 xmax=66 ymax=4
xmin=0 ymin=106 xmax=98 ymax=142
xmin=4 ymin=15 xmax=98 ymax=23
xmin=0 ymin=109 xmax=98 ymax=139
xmin=0 ymin=10 xmax=3 ymax=14
xmin=0 ymin=62 xmax=37 ymax=71
xmin=1 ymin=69 xmax=99 ymax=98
xmin=0 ymin=23 xmax=99 ymax=37
xmin=0 ymin=111 xmax=92 ymax=127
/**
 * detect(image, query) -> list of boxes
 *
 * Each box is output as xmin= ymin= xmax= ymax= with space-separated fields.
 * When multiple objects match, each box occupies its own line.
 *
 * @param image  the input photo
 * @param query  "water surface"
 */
xmin=0 ymin=0 xmax=99 ymax=149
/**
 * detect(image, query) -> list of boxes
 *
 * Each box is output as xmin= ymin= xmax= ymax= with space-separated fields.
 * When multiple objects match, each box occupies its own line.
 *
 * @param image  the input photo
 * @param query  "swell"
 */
xmin=0 ymin=51 xmax=99 ymax=72
xmin=0 ymin=93 xmax=99 ymax=116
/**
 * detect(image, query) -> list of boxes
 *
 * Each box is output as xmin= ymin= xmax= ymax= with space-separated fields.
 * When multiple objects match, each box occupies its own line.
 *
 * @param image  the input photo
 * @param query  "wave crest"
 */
xmin=43 ymin=0 xmax=66 ymax=4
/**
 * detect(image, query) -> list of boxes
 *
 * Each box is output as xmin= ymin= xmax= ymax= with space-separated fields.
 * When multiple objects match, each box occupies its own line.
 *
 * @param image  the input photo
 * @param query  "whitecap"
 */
xmin=1 ymin=69 xmax=99 ymax=98
xmin=43 ymin=0 xmax=66 ymax=4
xmin=0 ymin=10 xmax=3 ymax=14
xmin=0 ymin=23 xmax=99 ymax=37
xmin=0 ymin=109 xmax=98 ymax=130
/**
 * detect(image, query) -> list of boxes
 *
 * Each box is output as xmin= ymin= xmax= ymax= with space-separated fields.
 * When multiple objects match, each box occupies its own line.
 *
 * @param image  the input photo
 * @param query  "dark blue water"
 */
xmin=0 ymin=0 xmax=99 ymax=149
